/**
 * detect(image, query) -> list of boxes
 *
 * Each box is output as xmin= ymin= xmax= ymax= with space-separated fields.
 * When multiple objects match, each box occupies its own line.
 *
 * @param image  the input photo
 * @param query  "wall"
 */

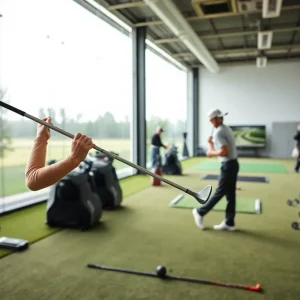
xmin=198 ymin=60 xmax=300 ymax=157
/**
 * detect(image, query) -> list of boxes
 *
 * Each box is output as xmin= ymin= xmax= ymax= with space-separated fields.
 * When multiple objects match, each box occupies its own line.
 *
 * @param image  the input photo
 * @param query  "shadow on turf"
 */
xmin=207 ymin=228 xmax=299 ymax=249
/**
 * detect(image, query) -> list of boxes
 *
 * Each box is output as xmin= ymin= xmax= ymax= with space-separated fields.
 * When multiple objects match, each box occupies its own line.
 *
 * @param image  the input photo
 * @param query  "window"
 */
xmin=0 ymin=0 xmax=133 ymax=206
xmin=145 ymin=49 xmax=187 ymax=167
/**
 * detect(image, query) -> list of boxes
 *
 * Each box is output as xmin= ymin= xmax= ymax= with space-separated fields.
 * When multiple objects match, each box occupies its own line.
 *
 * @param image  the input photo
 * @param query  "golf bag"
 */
xmin=46 ymin=160 xmax=103 ymax=230
xmin=163 ymin=145 xmax=182 ymax=175
xmin=89 ymin=157 xmax=123 ymax=210
xmin=151 ymin=154 xmax=163 ymax=186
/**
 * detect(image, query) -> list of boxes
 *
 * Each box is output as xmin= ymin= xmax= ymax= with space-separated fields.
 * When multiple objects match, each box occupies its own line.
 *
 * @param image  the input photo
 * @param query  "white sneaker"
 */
xmin=213 ymin=220 xmax=236 ymax=231
xmin=192 ymin=208 xmax=204 ymax=230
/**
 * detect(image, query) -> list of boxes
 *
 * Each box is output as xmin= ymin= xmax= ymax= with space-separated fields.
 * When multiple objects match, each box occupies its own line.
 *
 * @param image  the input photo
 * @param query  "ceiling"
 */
xmin=91 ymin=0 xmax=300 ymax=70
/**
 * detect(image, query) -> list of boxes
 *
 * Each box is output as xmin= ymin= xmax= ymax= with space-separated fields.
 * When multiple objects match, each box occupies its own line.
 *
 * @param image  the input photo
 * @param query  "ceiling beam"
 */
xmin=154 ymin=26 xmax=300 ymax=44
xmin=172 ymin=44 xmax=300 ymax=58
xmin=134 ymin=4 xmax=300 ymax=27
xmin=190 ymin=56 xmax=300 ymax=68
xmin=107 ymin=1 xmax=145 ymax=10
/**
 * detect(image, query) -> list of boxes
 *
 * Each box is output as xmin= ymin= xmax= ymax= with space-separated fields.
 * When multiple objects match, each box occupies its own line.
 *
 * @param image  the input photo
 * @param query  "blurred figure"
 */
xmin=25 ymin=117 xmax=95 ymax=191
xmin=150 ymin=126 xmax=167 ymax=168
xmin=293 ymin=123 xmax=300 ymax=173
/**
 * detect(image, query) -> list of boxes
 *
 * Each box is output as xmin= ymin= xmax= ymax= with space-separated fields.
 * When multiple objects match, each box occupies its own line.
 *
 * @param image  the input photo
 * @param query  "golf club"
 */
xmin=0 ymin=101 xmax=212 ymax=204
xmin=87 ymin=264 xmax=262 ymax=293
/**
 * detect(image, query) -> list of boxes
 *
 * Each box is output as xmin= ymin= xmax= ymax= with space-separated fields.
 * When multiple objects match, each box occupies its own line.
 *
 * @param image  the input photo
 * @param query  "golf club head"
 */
xmin=190 ymin=185 xmax=212 ymax=204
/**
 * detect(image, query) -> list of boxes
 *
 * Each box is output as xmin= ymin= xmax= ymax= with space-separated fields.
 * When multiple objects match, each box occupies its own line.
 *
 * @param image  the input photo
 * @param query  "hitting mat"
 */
xmin=170 ymin=194 xmax=262 ymax=214
xmin=201 ymin=174 xmax=269 ymax=183
xmin=193 ymin=160 xmax=287 ymax=173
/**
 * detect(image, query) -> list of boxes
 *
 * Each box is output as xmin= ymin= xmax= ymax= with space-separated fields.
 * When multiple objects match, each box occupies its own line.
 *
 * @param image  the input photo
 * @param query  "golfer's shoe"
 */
xmin=192 ymin=208 xmax=204 ymax=230
xmin=213 ymin=220 xmax=236 ymax=231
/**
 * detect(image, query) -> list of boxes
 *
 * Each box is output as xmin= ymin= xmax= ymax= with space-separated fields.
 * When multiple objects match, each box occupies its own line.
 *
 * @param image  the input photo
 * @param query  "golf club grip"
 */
xmin=0 ymin=101 xmax=25 ymax=116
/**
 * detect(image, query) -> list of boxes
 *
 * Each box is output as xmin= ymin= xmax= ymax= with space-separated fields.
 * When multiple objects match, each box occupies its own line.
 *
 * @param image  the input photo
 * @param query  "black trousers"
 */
xmin=294 ymin=145 xmax=300 ymax=172
xmin=197 ymin=159 xmax=239 ymax=226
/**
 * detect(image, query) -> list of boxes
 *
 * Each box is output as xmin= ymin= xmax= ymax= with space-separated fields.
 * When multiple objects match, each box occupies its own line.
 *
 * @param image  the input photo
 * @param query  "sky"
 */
xmin=0 ymin=0 xmax=187 ymax=123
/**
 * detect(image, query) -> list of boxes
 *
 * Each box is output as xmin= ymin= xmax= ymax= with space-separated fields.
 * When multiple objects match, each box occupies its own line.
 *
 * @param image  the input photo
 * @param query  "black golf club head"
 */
xmin=189 ymin=185 xmax=212 ymax=204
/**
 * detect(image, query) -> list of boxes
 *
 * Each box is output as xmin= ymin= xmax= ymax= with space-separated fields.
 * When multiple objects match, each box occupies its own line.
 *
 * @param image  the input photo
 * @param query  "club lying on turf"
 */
xmin=87 ymin=264 xmax=262 ymax=293
xmin=0 ymin=101 xmax=212 ymax=204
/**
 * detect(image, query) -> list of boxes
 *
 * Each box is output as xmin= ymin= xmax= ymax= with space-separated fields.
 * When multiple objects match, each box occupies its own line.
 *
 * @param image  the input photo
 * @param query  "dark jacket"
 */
xmin=151 ymin=133 xmax=164 ymax=148
xmin=294 ymin=130 xmax=300 ymax=147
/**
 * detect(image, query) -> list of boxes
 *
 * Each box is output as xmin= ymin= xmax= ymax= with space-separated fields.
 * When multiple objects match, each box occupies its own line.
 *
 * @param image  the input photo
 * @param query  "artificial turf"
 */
xmin=0 ymin=157 xmax=300 ymax=300
xmin=0 ymin=174 xmax=151 ymax=258
xmin=193 ymin=159 xmax=288 ymax=173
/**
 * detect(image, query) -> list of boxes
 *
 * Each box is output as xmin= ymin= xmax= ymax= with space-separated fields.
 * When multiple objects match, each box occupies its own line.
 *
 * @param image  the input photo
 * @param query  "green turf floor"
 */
xmin=193 ymin=159 xmax=288 ymax=173
xmin=170 ymin=194 xmax=262 ymax=214
xmin=0 ymin=157 xmax=300 ymax=300
xmin=0 ymin=174 xmax=151 ymax=258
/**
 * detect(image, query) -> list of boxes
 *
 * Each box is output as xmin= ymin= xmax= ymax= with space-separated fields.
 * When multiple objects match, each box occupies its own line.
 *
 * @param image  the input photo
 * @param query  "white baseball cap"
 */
xmin=207 ymin=109 xmax=228 ymax=120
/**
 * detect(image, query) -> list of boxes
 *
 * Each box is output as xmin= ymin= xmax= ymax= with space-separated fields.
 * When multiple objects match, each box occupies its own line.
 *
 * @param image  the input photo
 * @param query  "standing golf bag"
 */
xmin=163 ymin=145 xmax=182 ymax=175
xmin=88 ymin=155 xmax=123 ymax=210
xmin=46 ymin=160 xmax=103 ymax=230
xmin=151 ymin=154 xmax=163 ymax=186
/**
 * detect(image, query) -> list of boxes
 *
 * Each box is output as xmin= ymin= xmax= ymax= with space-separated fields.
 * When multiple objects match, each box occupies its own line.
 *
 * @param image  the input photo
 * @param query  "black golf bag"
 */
xmin=87 ymin=151 xmax=123 ymax=209
xmin=163 ymin=145 xmax=182 ymax=175
xmin=46 ymin=160 xmax=103 ymax=230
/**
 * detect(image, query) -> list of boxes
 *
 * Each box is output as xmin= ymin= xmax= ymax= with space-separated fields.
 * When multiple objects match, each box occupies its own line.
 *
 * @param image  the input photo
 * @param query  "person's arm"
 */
xmin=207 ymin=132 xmax=229 ymax=157
xmin=25 ymin=136 xmax=80 ymax=191
xmin=157 ymin=135 xmax=167 ymax=149
xmin=25 ymin=117 xmax=94 ymax=191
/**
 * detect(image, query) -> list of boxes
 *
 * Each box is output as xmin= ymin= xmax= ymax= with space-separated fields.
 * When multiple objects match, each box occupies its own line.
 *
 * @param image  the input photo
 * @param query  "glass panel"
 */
xmin=146 ymin=49 xmax=187 ymax=167
xmin=0 ymin=0 xmax=132 ymax=212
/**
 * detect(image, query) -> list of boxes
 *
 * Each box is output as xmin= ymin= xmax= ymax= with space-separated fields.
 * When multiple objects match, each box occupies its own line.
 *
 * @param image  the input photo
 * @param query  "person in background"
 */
xmin=192 ymin=109 xmax=239 ymax=231
xmin=150 ymin=126 xmax=167 ymax=168
xmin=293 ymin=123 xmax=300 ymax=173
xmin=25 ymin=117 xmax=95 ymax=191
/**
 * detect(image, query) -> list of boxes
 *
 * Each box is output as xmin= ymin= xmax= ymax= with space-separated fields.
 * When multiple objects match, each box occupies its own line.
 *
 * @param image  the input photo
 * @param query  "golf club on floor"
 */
xmin=0 ymin=101 xmax=212 ymax=204
xmin=87 ymin=264 xmax=262 ymax=293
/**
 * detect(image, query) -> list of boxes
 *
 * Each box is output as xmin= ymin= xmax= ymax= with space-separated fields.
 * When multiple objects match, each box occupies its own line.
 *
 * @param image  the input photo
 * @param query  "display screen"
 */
xmin=229 ymin=125 xmax=266 ymax=148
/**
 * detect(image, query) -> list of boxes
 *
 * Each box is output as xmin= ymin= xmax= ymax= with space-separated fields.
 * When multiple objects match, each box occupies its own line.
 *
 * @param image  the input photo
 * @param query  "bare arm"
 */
xmin=207 ymin=132 xmax=229 ymax=157
xmin=25 ymin=117 xmax=94 ymax=191
xmin=207 ymin=144 xmax=229 ymax=157
xmin=25 ymin=136 xmax=80 ymax=191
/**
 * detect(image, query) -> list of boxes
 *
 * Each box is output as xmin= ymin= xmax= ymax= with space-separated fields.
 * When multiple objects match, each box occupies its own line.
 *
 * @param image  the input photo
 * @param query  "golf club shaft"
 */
xmin=27 ymin=114 xmax=192 ymax=192
xmin=0 ymin=101 xmax=199 ymax=198
xmin=87 ymin=264 xmax=157 ymax=278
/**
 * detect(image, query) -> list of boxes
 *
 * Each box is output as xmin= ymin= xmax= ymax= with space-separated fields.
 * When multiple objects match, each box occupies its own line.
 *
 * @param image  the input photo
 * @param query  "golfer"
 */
xmin=25 ymin=117 xmax=95 ymax=191
xmin=150 ymin=126 xmax=167 ymax=168
xmin=192 ymin=109 xmax=239 ymax=231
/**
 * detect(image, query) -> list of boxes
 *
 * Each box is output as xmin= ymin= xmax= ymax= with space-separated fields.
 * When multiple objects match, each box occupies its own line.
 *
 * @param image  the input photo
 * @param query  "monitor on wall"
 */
xmin=229 ymin=125 xmax=266 ymax=149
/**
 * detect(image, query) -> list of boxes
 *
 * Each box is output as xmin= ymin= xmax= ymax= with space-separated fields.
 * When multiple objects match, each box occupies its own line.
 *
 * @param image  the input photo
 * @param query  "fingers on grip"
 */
xmin=74 ymin=133 xmax=94 ymax=150
xmin=74 ymin=133 xmax=82 ymax=140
